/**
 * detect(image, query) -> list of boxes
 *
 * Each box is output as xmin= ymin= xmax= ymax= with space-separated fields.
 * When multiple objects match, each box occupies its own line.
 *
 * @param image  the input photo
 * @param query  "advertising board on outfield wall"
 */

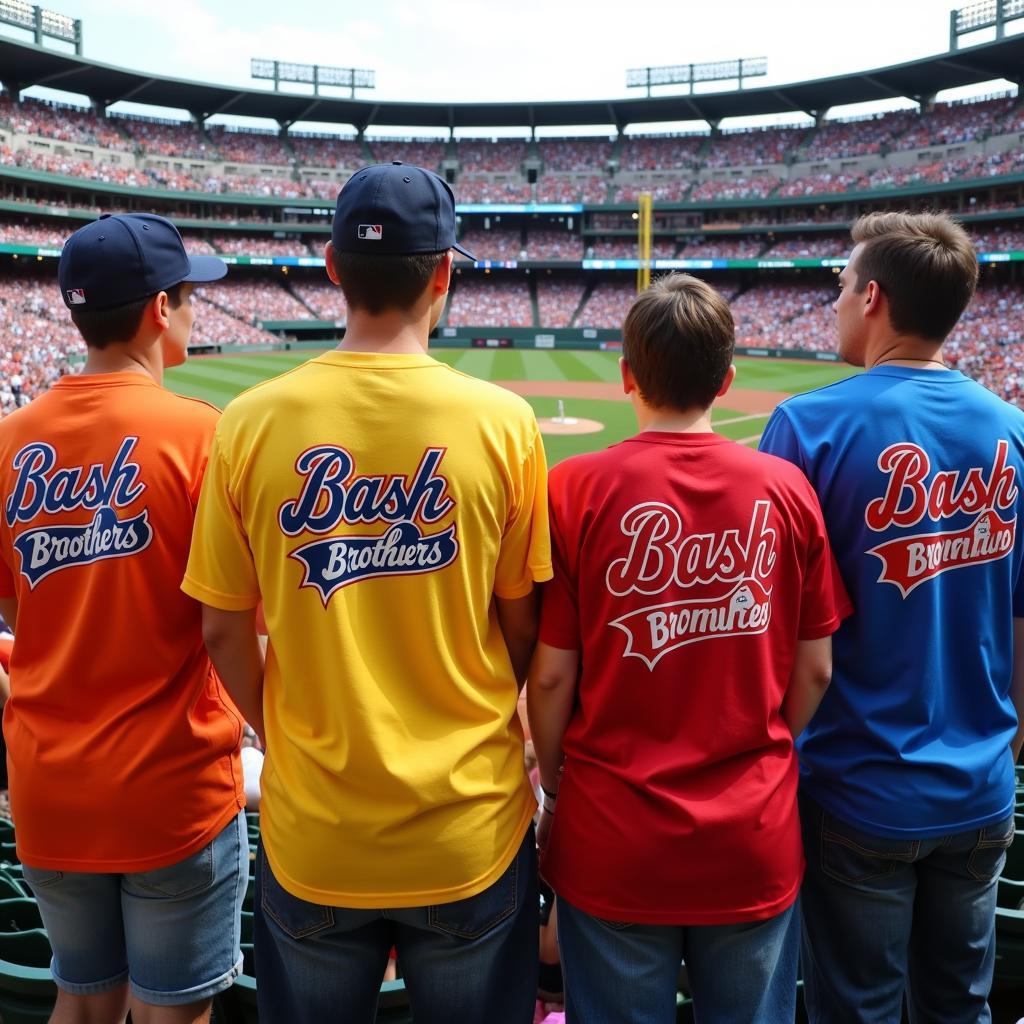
xmin=4 ymin=244 xmax=1022 ymax=269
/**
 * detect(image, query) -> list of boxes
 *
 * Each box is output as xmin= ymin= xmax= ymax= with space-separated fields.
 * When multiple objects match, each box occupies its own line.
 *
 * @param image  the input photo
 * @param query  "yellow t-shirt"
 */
xmin=183 ymin=350 xmax=551 ymax=907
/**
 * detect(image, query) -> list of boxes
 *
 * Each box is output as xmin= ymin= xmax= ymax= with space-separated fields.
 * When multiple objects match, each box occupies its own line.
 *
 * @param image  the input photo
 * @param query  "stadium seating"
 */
xmin=4 ymin=88 xmax=1024 ymax=211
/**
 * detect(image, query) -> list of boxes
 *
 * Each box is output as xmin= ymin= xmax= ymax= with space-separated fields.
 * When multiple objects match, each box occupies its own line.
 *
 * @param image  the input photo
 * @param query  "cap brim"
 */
xmin=183 ymin=255 xmax=229 ymax=283
xmin=452 ymin=242 xmax=477 ymax=262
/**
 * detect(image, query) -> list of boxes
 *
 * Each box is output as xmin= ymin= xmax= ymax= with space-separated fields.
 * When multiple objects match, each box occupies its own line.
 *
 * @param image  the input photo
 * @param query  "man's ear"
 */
xmin=716 ymin=363 xmax=737 ymax=399
xmin=863 ymin=279 xmax=883 ymax=318
xmin=620 ymin=355 xmax=637 ymax=396
xmin=434 ymin=251 xmax=455 ymax=296
xmin=150 ymin=290 xmax=171 ymax=331
xmin=324 ymin=241 xmax=341 ymax=286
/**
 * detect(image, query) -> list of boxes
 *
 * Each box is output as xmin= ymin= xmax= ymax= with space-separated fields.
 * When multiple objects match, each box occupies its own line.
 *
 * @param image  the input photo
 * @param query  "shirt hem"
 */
xmin=263 ymin=799 xmax=537 ymax=909
xmin=17 ymin=796 xmax=245 ymax=874
xmin=549 ymin=870 xmax=801 ymax=926
xmin=801 ymin=784 xmax=1015 ymax=840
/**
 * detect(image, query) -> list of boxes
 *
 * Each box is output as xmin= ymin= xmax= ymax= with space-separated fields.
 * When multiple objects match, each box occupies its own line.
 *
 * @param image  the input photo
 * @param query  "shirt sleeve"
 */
xmin=758 ymin=406 xmax=805 ymax=470
xmin=538 ymin=475 xmax=580 ymax=651
xmin=181 ymin=428 xmax=261 ymax=611
xmin=493 ymin=428 xmax=553 ymax=599
xmin=797 ymin=480 xmax=853 ymax=640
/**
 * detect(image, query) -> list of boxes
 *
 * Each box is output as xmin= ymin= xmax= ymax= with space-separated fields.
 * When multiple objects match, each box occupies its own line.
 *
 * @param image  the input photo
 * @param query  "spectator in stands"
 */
xmin=529 ymin=273 xmax=848 ymax=1023
xmin=0 ymin=213 xmax=246 ymax=1023
xmin=760 ymin=211 xmax=1024 ymax=1023
xmin=183 ymin=163 xmax=550 ymax=1024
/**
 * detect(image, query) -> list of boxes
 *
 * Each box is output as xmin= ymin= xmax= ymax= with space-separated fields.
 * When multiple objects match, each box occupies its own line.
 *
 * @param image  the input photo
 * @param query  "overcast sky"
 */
xmin=5 ymin=0 xmax=1021 ymax=133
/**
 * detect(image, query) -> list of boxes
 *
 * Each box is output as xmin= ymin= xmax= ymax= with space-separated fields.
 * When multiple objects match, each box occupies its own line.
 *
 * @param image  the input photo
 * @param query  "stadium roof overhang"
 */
xmin=1 ymin=33 xmax=1023 ymax=131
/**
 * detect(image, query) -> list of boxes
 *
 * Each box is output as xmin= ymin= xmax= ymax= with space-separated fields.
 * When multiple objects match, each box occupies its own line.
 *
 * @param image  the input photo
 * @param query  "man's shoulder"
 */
xmin=148 ymin=388 xmax=220 ymax=426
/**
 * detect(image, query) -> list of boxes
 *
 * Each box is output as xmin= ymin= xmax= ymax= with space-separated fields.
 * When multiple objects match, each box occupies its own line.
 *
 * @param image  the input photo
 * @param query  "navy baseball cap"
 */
xmin=332 ymin=162 xmax=475 ymax=261
xmin=58 ymin=213 xmax=227 ymax=311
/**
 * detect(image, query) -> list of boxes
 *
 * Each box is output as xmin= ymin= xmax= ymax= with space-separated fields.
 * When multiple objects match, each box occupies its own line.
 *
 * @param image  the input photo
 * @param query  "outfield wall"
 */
xmin=183 ymin=333 xmax=842 ymax=363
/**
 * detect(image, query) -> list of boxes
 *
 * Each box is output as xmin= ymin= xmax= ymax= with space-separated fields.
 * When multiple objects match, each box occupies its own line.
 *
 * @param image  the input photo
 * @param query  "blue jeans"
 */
xmin=23 ymin=810 xmax=248 ymax=1006
xmin=799 ymin=793 xmax=1013 ymax=1024
xmin=254 ymin=826 xmax=538 ymax=1024
xmin=557 ymin=896 xmax=799 ymax=1024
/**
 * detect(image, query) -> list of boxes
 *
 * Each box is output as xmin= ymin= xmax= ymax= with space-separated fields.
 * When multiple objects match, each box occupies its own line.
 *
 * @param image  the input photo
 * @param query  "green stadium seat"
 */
xmin=0 ymin=930 xmax=51 ymax=970
xmin=0 ymin=873 xmax=29 ymax=900
xmin=999 ymin=876 xmax=1024 ymax=910
xmin=995 ymin=903 xmax=1024 ymax=986
xmin=0 ymin=900 xmax=43 ymax=933
xmin=0 ymin=960 xmax=56 ymax=1024
xmin=1004 ymin=832 xmax=1024 ymax=881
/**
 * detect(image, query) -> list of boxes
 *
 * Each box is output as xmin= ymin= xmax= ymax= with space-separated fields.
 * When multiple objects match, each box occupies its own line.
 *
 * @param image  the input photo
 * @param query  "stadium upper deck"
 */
xmin=1 ymin=32 xmax=1024 ymax=213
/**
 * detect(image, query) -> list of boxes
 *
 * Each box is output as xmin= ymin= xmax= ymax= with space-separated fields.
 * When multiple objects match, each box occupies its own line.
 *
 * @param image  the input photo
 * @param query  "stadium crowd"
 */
xmin=0 ymin=276 xmax=83 ymax=413
xmin=4 ymin=89 xmax=1024 ymax=212
xmin=538 ymin=137 xmax=614 ymax=172
xmin=446 ymin=277 xmax=533 ymax=327
xmin=619 ymin=134 xmax=704 ymax=170
xmin=535 ymin=278 xmax=585 ymax=328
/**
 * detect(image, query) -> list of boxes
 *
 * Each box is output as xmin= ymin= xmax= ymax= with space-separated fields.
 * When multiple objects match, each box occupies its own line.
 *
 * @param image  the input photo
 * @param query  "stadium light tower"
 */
xmin=0 ymin=0 xmax=82 ymax=54
xmin=949 ymin=0 xmax=1024 ymax=48
xmin=626 ymin=57 xmax=767 ymax=97
xmin=251 ymin=58 xmax=375 ymax=99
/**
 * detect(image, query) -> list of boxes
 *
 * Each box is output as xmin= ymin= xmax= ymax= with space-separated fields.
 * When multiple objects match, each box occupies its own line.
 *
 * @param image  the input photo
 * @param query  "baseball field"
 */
xmin=166 ymin=349 xmax=856 ymax=463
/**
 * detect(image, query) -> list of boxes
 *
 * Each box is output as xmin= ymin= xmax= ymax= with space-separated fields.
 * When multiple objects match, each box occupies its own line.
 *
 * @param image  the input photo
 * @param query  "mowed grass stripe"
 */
xmin=489 ymin=349 xmax=527 ymax=380
xmin=563 ymin=350 xmax=622 ymax=381
xmin=515 ymin=350 xmax=568 ymax=381
xmin=170 ymin=363 xmax=277 ymax=390
xmin=544 ymin=350 xmax=606 ymax=382
xmin=734 ymin=359 xmax=854 ymax=393
xmin=202 ymin=354 xmax=313 ymax=373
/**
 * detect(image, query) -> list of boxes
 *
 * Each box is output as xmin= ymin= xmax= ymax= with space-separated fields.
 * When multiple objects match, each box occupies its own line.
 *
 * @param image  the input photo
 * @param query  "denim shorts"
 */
xmin=22 ymin=809 xmax=248 ymax=1006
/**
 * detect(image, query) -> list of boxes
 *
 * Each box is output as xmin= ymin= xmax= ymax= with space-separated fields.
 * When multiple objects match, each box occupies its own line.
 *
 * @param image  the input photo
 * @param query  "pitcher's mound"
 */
xmin=539 ymin=417 xmax=604 ymax=435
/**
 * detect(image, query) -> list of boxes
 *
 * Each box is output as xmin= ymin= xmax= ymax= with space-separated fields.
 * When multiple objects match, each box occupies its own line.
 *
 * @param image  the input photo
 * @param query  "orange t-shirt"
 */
xmin=0 ymin=372 xmax=244 ymax=872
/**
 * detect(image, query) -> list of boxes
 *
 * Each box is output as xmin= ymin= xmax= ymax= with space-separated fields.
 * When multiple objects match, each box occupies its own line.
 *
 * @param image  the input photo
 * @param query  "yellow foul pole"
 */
xmin=637 ymin=192 xmax=652 ymax=293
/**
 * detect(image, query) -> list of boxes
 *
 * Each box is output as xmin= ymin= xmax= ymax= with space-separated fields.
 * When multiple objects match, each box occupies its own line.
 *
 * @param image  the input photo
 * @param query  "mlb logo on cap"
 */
xmin=358 ymin=224 xmax=383 ymax=241
xmin=66 ymin=289 xmax=86 ymax=305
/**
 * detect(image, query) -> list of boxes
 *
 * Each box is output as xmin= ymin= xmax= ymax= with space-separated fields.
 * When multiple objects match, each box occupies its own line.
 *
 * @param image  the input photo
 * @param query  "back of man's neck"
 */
xmin=81 ymin=347 xmax=160 ymax=382
xmin=866 ymin=333 xmax=946 ymax=370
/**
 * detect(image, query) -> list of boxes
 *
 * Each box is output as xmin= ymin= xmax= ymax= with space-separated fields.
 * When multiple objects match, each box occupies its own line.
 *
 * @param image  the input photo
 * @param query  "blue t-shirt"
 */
xmin=760 ymin=365 xmax=1024 ymax=838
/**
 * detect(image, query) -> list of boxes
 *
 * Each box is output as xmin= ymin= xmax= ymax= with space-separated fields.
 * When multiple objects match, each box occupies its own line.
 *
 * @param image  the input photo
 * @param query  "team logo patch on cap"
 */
xmin=358 ymin=224 xmax=383 ymax=241
xmin=66 ymin=289 xmax=86 ymax=305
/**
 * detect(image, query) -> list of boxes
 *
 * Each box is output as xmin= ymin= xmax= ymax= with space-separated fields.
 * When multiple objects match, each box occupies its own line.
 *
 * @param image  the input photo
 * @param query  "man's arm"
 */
xmin=782 ymin=636 xmax=833 ymax=738
xmin=496 ymin=591 xmax=540 ymax=691
xmin=202 ymin=605 xmax=266 ymax=744
xmin=527 ymin=642 xmax=579 ymax=848
xmin=1011 ymin=618 xmax=1024 ymax=761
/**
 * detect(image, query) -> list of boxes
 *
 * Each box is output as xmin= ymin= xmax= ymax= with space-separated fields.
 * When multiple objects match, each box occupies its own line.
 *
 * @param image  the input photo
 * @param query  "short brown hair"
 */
xmin=850 ymin=211 xmax=978 ymax=342
xmin=71 ymin=283 xmax=186 ymax=350
xmin=330 ymin=250 xmax=446 ymax=315
xmin=622 ymin=274 xmax=734 ymax=411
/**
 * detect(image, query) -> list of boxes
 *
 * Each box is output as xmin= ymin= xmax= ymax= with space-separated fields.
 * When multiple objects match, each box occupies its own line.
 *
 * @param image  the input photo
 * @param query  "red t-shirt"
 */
xmin=539 ymin=432 xmax=851 ymax=924
xmin=0 ymin=372 xmax=244 ymax=871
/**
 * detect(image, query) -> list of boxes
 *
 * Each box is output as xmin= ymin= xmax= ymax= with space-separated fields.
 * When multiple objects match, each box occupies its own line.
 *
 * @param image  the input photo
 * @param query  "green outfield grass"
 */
xmin=166 ymin=348 xmax=856 ymax=463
